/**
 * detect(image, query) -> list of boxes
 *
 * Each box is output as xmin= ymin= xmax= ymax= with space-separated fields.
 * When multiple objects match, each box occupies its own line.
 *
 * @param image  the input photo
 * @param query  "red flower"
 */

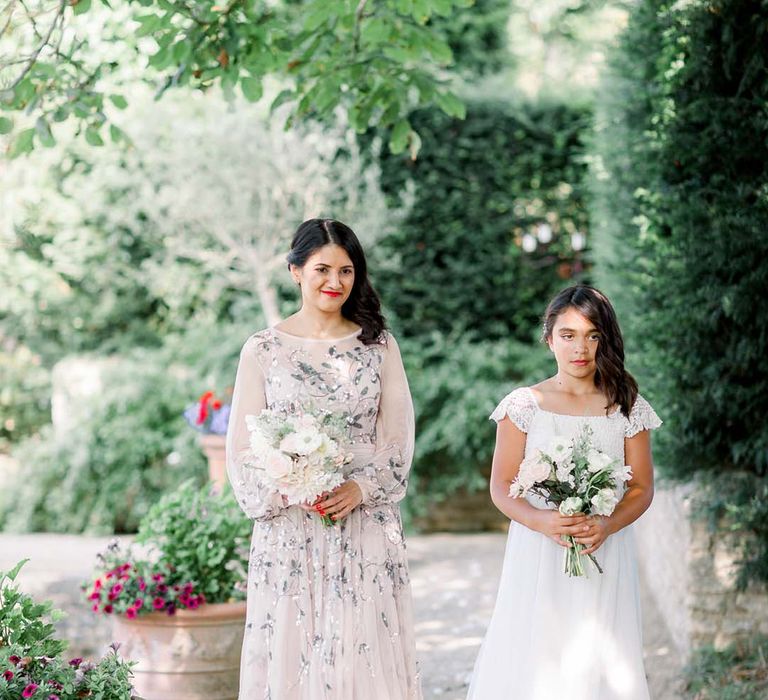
xmin=151 ymin=573 xmax=165 ymax=583
xmin=103 ymin=604 xmax=113 ymax=614
xmin=22 ymin=684 xmax=39 ymax=698
xmin=134 ymin=599 xmax=144 ymax=609
xmin=93 ymin=579 xmax=102 ymax=591
xmin=212 ymin=400 xmax=222 ymax=410
xmin=9 ymin=655 xmax=21 ymax=664
xmin=153 ymin=597 xmax=165 ymax=610
xmin=92 ymin=604 xmax=99 ymax=612
xmin=138 ymin=578 xmax=146 ymax=591
xmin=2 ymin=670 xmax=13 ymax=681
xmin=69 ymin=658 xmax=83 ymax=668
xmin=125 ymin=608 xmax=137 ymax=619
xmin=196 ymin=391 xmax=214 ymax=425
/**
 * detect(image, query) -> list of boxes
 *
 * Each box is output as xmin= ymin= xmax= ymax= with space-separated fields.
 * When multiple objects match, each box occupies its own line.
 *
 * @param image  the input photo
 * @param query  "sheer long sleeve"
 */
xmin=348 ymin=335 xmax=415 ymax=507
xmin=226 ymin=336 xmax=285 ymax=521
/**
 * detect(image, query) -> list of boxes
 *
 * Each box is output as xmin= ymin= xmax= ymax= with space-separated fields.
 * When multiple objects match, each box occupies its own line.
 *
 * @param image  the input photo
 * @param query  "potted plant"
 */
xmin=1 ymin=560 xmax=136 ymax=700
xmin=183 ymin=391 xmax=231 ymax=488
xmin=85 ymin=482 xmax=251 ymax=700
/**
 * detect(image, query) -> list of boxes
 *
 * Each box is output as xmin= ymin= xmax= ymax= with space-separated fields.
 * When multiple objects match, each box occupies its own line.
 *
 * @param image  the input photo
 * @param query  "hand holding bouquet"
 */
xmin=509 ymin=426 xmax=632 ymax=576
xmin=244 ymin=409 xmax=352 ymax=525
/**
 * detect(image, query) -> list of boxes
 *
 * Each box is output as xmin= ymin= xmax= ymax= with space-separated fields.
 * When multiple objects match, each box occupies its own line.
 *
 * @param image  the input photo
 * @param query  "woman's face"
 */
xmin=291 ymin=244 xmax=355 ymax=313
xmin=547 ymin=306 xmax=600 ymax=380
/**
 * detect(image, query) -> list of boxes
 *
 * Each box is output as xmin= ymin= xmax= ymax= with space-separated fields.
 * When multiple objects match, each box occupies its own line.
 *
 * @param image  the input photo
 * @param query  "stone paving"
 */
xmin=0 ymin=532 xmax=684 ymax=699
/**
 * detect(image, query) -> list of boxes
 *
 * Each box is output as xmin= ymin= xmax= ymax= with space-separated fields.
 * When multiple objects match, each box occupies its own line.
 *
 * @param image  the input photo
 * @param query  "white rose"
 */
xmin=279 ymin=429 xmax=323 ymax=456
xmin=555 ymin=465 xmax=576 ymax=488
xmin=612 ymin=464 xmax=633 ymax=483
xmin=586 ymin=448 xmax=614 ymax=473
xmin=264 ymin=449 xmax=293 ymax=479
xmin=526 ymin=450 xmax=553 ymax=483
xmin=591 ymin=487 xmax=619 ymax=516
xmin=559 ymin=496 xmax=584 ymax=516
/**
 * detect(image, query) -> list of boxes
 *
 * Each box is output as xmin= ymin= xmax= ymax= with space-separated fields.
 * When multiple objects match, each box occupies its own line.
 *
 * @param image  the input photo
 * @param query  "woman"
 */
xmin=467 ymin=284 xmax=661 ymax=700
xmin=226 ymin=218 xmax=422 ymax=699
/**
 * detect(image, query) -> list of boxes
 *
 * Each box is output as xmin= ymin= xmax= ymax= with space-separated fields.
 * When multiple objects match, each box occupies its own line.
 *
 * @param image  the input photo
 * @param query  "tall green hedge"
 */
xmin=592 ymin=0 xmax=768 ymax=583
xmin=374 ymin=100 xmax=592 ymax=343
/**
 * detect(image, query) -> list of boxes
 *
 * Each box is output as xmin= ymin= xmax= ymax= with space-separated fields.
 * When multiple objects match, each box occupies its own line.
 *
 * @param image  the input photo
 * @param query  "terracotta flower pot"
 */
xmin=199 ymin=434 xmax=227 ymax=490
xmin=112 ymin=601 xmax=247 ymax=700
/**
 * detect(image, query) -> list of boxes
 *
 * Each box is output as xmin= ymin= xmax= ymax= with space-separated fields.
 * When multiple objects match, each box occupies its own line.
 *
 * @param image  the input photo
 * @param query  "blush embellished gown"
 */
xmin=467 ymin=387 xmax=662 ymax=700
xmin=226 ymin=327 xmax=422 ymax=700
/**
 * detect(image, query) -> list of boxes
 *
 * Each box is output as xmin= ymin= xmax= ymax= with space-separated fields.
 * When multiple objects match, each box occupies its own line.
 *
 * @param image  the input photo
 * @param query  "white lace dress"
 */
xmin=467 ymin=387 xmax=662 ymax=700
xmin=225 ymin=327 xmax=422 ymax=700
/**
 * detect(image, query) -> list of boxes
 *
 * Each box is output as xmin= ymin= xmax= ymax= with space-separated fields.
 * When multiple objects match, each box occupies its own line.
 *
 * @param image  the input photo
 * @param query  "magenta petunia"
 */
xmin=156 ymin=584 xmax=168 ymax=594
xmin=134 ymin=599 xmax=144 ymax=609
xmin=91 ymin=604 xmax=99 ymax=612
xmin=188 ymin=598 xmax=200 ymax=610
xmin=165 ymin=603 xmax=176 ymax=616
xmin=182 ymin=583 xmax=194 ymax=595
xmin=137 ymin=578 xmax=146 ymax=592
xmin=48 ymin=695 xmax=60 ymax=700
xmin=22 ymin=684 xmax=39 ymax=698
xmin=2 ymin=670 xmax=13 ymax=681
xmin=179 ymin=594 xmax=191 ymax=607
xmin=47 ymin=681 xmax=63 ymax=690
xmin=69 ymin=658 xmax=83 ymax=668
xmin=151 ymin=573 xmax=164 ymax=583
xmin=103 ymin=604 xmax=113 ymax=614
xmin=152 ymin=597 xmax=165 ymax=610
xmin=9 ymin=655 xmax=21 ymax=664
xmin=110 ymin=583 xmax=123 ymax=595
xmin=93 ymin=579 xmax=102 ymax=590
xmin=125 ymin=608 xmax=137 ymax=619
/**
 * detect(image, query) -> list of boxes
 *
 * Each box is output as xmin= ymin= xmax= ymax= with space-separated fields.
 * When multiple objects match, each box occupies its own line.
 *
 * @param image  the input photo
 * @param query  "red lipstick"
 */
xmin=321 ymin=291 xmax=342 ymax=297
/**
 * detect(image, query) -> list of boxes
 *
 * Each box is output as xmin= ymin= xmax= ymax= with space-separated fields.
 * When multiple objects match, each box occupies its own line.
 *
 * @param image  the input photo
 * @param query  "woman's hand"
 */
xmin=313 ymin=481 xmax=363 ymax=522
xmin=573 ymin=515 xmax=612 ymax=555
xmin=529 ymin=509 xmax=590 ymax=548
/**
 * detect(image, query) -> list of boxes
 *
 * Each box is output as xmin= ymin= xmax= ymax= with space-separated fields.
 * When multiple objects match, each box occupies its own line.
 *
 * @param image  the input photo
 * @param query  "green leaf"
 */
xmin=0 ymin=115 xmax=12 ymax=134
xmin=109 ymin=124 xmax=125 ymax=143
xmin=85 ymin=126 xmax=104 ymax=146
xmin=72 ymin=0 xmax=92 ymax=15
xmin=240 ymin=77 xmax=263 ymax=103
xmin=9 ymin=128 xmax=35 ymax=158
xmin=35 ymin=116 xmax=55 ymax=147
xmin=109 ymin=94 xmax=128 ymax=110
xmin=2 ymin=559 xmax=29 ymax=582
xmin=435 ymin=90 xmax=466 ymax=119
xmin=270 ymin=88 xmax=296 ymax=114
xmin=389 ymin=118 xmax=411 ymax=154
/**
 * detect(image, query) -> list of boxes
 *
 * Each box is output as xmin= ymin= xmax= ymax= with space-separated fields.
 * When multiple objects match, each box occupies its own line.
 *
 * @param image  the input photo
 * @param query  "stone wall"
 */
xmin=635 ymin=478 xmax=768 ymax=660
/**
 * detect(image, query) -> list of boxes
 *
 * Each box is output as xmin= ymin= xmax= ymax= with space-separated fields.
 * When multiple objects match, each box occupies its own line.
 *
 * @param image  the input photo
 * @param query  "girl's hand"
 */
xmin=530 ymin=509 xmax=589 ymax=548
xmin=574 ymin=515 xmax=612 ymax=555
xmin=314 ymin=481 xmax=363 ymax=521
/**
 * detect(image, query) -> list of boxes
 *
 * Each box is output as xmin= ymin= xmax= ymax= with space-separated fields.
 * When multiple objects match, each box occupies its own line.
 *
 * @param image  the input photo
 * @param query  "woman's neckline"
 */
xmin=526 ymin=386 xmax=620 ymax=419
xmin=270 ymin=325 xmax=362 ymax=342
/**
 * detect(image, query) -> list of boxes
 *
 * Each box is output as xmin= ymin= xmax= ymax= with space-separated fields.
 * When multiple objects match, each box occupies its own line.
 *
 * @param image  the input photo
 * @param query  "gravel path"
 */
xmin=0 ymin=532 xmax=684 ymax=699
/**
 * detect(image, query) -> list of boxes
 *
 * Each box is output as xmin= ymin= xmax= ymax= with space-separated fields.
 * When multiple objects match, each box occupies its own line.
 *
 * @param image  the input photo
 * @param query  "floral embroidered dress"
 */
xmin=467 ymin=387 xmax=662 ymax=700
xmin=226 ymin=327 xmax=422 ymax=700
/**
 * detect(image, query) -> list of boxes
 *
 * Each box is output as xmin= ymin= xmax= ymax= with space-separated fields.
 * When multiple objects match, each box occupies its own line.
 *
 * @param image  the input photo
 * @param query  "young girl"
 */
xmin=226 ymin=219 xmax=421 ymax=699
xmin=467 ymin=285 xmax=661 ymax=700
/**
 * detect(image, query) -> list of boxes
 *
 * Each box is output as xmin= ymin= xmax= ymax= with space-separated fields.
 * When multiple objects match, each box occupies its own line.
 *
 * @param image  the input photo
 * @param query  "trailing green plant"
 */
xmin=0 ymin=345 xmax=50 ymax=452
xmin=0 ymin=560 xmax=135 ymax=700
xmin=591 ymin=0 xmax=768 ymax=583
xmin=684 ymin=634 xmax=768 ymax=699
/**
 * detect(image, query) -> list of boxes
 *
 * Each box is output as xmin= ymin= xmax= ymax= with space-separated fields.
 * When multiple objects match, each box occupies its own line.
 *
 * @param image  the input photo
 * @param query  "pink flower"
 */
xmin=188 ymin=597 xmax=200 ymax=610
xmin=22 ymin=684 xmax=39 ymax=698
xmin=9 ymin=655 xmax=21 ymax=664
xmin=91 ymin=604 xmax=99 ymax=612
xmin=110 ymin=583 xmax=123 ymax=596
xmin=137 ymin=578 xmax=146 ymax=592
xmin=152 ymin=597 xmax=165 ymax=610
xmin=182 ymin=583 xmax=194 ymax=595
xmin=179 ymin=594 xmax=191 ymax=607
xmin=3 ymin=670 xmax=14 ymax=681
xmin=156 ymin=584 xmax=168 ymax=593
xmin=88 ymin=592 xmax=100 ymax=601
xmin=125 ymin=608 xmax=137 ymax=619
xmin=134 ymin=599 xmax=144 ymax=609
xmin=103 ymin=604 xmax=113 ymax=614
xmin=69 ymin=658 xmax=83 ymax=668
xmin=151 ymin=573 xmax=164 ymax=583
xmin=48 ymin=695 xmax=60 ymax=700
xmin=119 ymin=563 xmax=131 ymax=573
xmin=93 ymin=579 xmax=102 ymax=590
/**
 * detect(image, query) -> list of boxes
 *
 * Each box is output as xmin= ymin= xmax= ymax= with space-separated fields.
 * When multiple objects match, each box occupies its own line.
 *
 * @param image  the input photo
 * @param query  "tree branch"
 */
xmin=9 ymin=0 xmax=65 ymax=91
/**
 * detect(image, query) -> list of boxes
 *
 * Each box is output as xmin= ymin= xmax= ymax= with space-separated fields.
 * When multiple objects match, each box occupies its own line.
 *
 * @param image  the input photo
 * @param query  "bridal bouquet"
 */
xmin=244 ymin=409 xmax=352 ymax=525
xmin=509 ymin=426 xmax=632 ymax=577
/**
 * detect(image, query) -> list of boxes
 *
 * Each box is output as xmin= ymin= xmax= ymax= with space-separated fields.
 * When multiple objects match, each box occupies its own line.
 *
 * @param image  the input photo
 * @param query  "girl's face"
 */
xmin=547 ymin=307 xmax=600 ymax=380
xmin=291 ymin=244 xmax=355 ymax=313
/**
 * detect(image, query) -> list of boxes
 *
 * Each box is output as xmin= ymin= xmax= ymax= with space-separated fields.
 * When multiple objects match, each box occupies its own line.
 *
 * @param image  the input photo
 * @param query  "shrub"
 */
xmin=591 ymin=0 xmax=768 ymax=583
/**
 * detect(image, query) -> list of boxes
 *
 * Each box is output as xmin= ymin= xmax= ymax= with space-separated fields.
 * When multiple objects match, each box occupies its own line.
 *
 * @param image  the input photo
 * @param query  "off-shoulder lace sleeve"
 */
xmin=625 ymin=394 xmax=663 ymax=438
xmin=489 ymin=387 xmax=537 ymax=433
xmin=347 ymin=334 xmax=415 ymax=507
xmin=225 ymin=334 xmax=285 ymax=520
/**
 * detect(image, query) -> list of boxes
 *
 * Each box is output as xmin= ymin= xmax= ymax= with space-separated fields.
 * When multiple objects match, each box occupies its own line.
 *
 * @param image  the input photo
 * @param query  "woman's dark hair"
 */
xmin=542 ymin=285 xmax=638 ymax=417
xmin=287 ymin=218 xmax=386 ymax=345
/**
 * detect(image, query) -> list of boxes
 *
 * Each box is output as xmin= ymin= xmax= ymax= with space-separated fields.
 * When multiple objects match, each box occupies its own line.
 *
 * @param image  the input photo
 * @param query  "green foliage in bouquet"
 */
xmin=0 ymin=560 xmax=135 ymax=700
xmin=373 ymin=99 xmax=592 ymax=343
xmin=591 ymin=0 xmax=768 ymax=584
